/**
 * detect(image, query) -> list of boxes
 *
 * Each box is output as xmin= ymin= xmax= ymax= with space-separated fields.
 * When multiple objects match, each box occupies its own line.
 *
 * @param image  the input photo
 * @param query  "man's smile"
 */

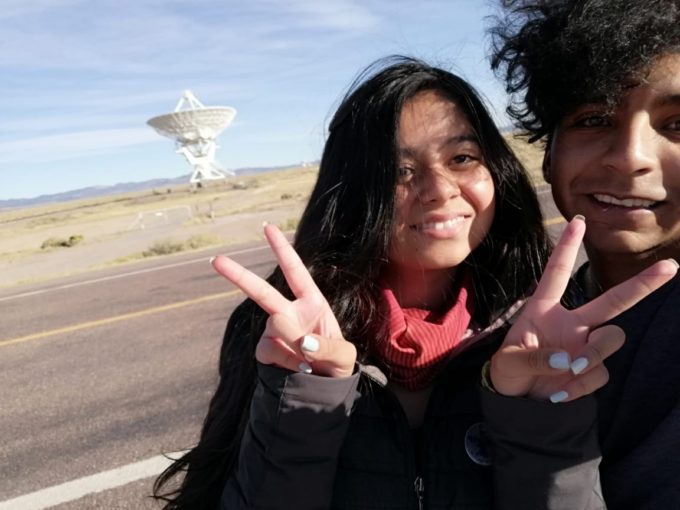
xmin=591 ymin=193 xmax=660 ymax=209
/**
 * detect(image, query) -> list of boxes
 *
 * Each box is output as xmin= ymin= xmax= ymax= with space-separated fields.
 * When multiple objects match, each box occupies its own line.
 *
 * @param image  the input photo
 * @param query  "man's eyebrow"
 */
xmin=656 ymin=94 xmax=680 ymax=108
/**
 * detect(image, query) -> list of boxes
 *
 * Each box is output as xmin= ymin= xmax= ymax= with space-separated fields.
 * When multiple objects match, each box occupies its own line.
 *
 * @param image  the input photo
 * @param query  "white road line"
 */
xmin=0 ymin=452 xmax=184 ymax=510
xmin=0 ymin=244 xmax=268 ymax=303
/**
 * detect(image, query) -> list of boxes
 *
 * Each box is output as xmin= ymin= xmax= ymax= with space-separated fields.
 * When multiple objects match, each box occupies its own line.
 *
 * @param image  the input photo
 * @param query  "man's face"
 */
xmin=548 ymin=53 xmax=680 ymax=261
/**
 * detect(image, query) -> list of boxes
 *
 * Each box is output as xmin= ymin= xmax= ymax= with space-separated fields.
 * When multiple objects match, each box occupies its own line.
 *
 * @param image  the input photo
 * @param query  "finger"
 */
xmin=298 ymin=334 xmax=357 ymax=378
xmin=569 ymin=325 xmax=625 ymax=376
xmin=264 ymin=312 xmax=305 ymax=347
xmin=531 ymin=216 xmax=585 ymax=302
xmin=264 ymin=223 xmax=322 ymax=299
xmin=550 ymin=364 xmax=609 ymax=403
xmin=256 ymin=336 xmax=310 ymax=373
xmin=575 ymin=259 xmax=678 ymax=327
xmin=490 ymin=346 xmax=572 ymax=396
xmin=212 ymin=255 xmax=289 ymax=315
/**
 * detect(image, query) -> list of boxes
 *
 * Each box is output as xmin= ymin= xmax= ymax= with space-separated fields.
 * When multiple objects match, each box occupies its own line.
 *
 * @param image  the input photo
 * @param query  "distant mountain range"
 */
xmin=0 ymin=164 xmax=310 ymax=210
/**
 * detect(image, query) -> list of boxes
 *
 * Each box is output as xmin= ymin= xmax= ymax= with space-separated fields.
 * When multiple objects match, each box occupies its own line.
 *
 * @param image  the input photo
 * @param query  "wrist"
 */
xmin=480 ymin=360 xmax=497 ymax=394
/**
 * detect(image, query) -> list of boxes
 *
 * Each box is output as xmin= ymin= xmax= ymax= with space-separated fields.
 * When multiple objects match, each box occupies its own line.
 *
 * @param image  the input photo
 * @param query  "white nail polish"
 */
xmin=571 ymin=357 xmax=589 ymax=375
xmin=550 ymin=390 xmax=569 ymax=403
xmin=298 ymin=362 xmax=313 ymax=374
xmin=209 ymin=256 xmax=217 ymax=265
xmin=301 ymin=335 xmax=319 ymax=352
xmin=549 ymin=352 xmax=570 ymax=370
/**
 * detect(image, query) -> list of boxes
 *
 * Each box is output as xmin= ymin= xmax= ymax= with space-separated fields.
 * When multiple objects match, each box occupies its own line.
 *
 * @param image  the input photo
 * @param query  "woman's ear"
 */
xmin=542 ymin=142 xmax=552 ymax=183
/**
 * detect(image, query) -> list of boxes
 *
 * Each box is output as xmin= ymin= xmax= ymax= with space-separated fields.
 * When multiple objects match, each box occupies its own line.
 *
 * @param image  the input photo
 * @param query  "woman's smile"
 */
xmin=410 ymin=215 xmax=470 ymax=238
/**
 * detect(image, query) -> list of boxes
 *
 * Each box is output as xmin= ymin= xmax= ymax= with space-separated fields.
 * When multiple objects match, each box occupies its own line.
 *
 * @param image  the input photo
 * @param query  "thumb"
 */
xmin=491 ymin=345 xmax=572 ymax=396
xmin=299 ymin=334 xmax=357 ymax=378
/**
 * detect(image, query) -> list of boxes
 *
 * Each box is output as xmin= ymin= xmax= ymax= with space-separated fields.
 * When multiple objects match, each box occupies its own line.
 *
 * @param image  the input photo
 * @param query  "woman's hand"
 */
xmin=211 ymin=223 xmax=356 ymax=378
xmin=491 ymin=216 xmax=678 ymax=402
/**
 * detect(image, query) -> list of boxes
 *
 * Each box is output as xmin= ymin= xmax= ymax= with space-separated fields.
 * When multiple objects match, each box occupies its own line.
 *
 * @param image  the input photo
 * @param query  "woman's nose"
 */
xmin=418 ymin=169 xmax=460 ymax=203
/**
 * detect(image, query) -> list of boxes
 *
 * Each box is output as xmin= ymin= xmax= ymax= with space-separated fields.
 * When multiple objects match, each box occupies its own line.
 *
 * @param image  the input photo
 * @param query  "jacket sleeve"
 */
xmin=221 ymin=363 xmax=360 ymax=510
xmin=481 ymin=389 xmax=606 ymax=510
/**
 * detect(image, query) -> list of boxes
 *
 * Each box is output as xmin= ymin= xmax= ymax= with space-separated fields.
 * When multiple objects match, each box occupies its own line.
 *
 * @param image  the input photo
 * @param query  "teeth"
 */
xmin=420 ymin=218 xmax=465 ymax=230
xmin=593 ymin=193 xmax=656 ymax=208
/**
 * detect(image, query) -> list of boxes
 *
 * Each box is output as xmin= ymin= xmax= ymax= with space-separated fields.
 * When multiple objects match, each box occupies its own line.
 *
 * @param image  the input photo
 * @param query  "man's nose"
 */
xmin=601 ymin=115 xmax=658 ymax=175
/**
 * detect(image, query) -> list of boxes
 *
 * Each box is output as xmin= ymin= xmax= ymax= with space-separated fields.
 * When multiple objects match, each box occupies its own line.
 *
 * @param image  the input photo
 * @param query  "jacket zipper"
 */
xmin=362 ymin=335 xmax=500 ymax=510
xmin=414 ymin=475 xmax=424 ymax=510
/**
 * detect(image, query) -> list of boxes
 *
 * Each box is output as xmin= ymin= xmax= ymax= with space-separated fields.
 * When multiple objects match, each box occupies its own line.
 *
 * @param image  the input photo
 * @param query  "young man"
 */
xmin=490 ymin=0 xmax=680 ymax=508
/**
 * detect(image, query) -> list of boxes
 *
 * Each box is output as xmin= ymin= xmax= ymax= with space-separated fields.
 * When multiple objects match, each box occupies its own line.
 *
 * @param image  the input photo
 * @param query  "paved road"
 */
xmin=0 ymin=187 xmax=570 ymax=509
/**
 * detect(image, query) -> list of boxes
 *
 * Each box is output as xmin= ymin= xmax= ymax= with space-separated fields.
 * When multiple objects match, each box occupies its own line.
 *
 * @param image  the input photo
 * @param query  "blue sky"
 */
xmin=0 ymin=0 xmax=509 ymax=200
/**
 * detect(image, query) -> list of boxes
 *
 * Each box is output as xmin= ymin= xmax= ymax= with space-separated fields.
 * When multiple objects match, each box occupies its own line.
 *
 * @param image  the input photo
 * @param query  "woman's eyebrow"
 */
xmin=397 ymin=134 xmax=479 ymax=157
xmin=447 ymin=134 xmax=478 ymax=144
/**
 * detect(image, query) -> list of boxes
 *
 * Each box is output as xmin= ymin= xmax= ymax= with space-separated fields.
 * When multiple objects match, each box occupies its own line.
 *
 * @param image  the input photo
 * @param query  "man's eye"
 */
xmin=666 ymin=118 xmax=680 ymax=131
xmin=575 ymin=114 xmax=610 ymax=128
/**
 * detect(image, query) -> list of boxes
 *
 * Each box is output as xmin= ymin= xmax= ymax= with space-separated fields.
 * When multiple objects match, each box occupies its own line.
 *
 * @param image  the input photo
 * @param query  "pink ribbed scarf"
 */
xmin=378 ymin=274 xmax=474 ymax=390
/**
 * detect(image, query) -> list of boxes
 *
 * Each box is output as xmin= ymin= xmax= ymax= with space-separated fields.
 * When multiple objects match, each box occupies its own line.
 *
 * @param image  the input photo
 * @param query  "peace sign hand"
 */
xmin=211 ymin=223 xmax=356 ymax=378
xmin=491 ymin=216 xmax=678 ymax=402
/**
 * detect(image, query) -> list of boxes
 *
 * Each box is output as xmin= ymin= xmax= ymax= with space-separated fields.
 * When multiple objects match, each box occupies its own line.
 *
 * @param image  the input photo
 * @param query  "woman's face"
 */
xmin=388 ymin=90 xmax=496 ymax=278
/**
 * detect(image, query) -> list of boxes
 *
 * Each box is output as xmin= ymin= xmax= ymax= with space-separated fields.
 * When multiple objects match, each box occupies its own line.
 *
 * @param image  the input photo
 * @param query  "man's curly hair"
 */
xmin=489 ymin=0 xmax=680 ymax=142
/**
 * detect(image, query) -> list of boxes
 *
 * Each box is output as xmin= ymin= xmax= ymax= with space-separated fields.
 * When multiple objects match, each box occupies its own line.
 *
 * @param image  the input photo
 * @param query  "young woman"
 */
xmin=154 ymin=57 xmax=676 ymax=509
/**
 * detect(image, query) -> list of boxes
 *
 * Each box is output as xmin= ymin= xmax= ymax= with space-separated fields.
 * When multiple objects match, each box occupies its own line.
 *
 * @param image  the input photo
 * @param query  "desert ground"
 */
xmin=0 ymin=135 xmax=545 ymax=289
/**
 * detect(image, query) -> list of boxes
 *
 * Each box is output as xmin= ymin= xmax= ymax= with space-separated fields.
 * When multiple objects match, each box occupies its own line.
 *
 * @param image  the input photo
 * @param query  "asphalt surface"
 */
xmin=0 ymin=187 xmax=571 ymax=509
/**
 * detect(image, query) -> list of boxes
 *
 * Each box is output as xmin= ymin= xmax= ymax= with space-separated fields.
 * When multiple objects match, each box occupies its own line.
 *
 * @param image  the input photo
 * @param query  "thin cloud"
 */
xmin=0 ymin=128 xmax=160 ymax=164
xmin=256 ymin=0 xmax=380 ymax=30
xmin=0 ymin=0 xmax=80 ymax=20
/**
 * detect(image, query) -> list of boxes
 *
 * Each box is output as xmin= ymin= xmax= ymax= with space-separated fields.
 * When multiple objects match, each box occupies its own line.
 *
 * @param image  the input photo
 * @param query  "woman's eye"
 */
xmin=397 ymin=166 xmax=415 ymax=180
xmin=451 ymin=154 xmax=475 ymax=165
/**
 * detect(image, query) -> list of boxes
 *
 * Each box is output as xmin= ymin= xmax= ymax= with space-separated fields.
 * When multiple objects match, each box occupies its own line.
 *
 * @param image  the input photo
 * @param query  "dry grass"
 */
xmin=0 ymin=165 xmax=319 ymax=255
xmin=504 ymin=133 xmax=546 ymax=186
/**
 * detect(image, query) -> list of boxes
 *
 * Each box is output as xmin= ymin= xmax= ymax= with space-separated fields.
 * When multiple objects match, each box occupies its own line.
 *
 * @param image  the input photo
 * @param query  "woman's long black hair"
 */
xmin=153 ymin=56 xmax=552 ymax=509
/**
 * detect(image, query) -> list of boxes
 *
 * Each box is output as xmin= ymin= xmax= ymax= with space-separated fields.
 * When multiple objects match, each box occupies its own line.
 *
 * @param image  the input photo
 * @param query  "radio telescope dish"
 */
xmin=147 ymin=90 xmax=237 ymax=185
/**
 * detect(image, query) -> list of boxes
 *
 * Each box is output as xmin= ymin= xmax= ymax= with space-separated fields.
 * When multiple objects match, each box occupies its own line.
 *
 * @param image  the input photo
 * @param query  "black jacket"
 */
xmin=222 ymin=317 xmax=604 ymax=510
xmin=573 ymin=268 xmax=680 ymax=509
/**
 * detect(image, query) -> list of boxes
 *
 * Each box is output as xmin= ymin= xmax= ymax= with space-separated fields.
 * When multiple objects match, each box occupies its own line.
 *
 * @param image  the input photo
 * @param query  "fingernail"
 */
xmin=209 ymin=256 xmax=217 ymax=265
xmin=550 ymin=390 xmax=569 ymax=403
xmin=571 ymin=357 xmax=589 ymax=375
xmin=262 ymin=221 xmax=269 ymax=227
xmin=573 ymin=214 xmax=585 ymax=222
xmin=298 ymin=362 xmax=313 ymax=374
xmin=301 ymin=335 xmax=319 ymax=352
xmin=668 ymin=258 xmax=679 ymax=269
xmin=549 ymin=352 xmax=570 ymax=370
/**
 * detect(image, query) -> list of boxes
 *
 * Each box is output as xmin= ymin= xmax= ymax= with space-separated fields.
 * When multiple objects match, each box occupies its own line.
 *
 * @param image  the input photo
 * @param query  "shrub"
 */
xmin=278 ymin=217 xmax=299 ymax=232
xmin=40 ymin=235 xmax=84 ymax=249
xmin=141 ymin=234 xmax=223 ymax=258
